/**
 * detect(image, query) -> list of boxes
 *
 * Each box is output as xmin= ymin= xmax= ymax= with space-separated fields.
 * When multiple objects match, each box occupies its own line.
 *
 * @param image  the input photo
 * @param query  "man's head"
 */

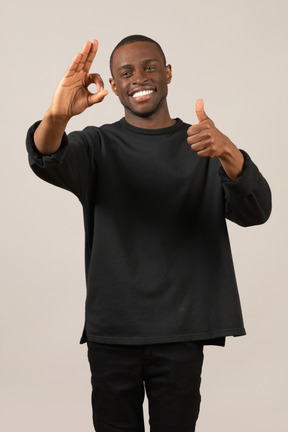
xmin=109 ymin=35 xmax=172 ymax=124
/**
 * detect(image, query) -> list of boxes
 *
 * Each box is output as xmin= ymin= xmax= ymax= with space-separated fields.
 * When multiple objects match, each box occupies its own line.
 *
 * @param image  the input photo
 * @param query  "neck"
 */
xmin=124 ymin=104 xmax=175 ymax=129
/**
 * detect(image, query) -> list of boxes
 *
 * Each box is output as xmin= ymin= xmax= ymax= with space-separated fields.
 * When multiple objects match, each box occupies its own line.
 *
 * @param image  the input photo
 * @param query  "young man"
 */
xmin=26 ymin=35 xmax=271 ymax=432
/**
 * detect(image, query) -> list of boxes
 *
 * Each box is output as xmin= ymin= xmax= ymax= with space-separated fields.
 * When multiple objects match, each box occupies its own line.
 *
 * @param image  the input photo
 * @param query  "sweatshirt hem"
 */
xmin=83 ymin=328 xmax=246 ymax=345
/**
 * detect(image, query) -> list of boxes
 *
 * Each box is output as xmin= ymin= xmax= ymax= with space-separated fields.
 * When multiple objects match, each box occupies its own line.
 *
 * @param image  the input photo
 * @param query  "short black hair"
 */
xmin=110 ymin=35 xmax=167 ymax=76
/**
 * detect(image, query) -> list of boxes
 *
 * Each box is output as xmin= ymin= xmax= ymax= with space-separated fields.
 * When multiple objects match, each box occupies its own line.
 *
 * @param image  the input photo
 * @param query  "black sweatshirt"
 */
xmin=26 ymin=118 xmax=272 ymax=345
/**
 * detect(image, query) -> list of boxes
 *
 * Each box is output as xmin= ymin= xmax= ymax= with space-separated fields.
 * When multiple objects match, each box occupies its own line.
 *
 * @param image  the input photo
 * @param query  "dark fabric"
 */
xmin=87 ymin=341 xmax=204 ymax=432
xmin=26 ymin=118 xmax=272 ymax=345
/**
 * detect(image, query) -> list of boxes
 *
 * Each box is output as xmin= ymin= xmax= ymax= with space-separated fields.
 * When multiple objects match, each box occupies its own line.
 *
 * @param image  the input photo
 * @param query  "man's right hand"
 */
xmin=48 ymin=40 xmax=108 ymax=120
xmin=34 ymin=40 xmax=108 ymax=155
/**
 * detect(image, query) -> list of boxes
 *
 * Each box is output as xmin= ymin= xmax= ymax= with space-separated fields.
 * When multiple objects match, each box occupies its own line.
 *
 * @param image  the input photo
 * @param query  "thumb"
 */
xmin=195 ymin=99 xmax=209 ymax=123
xmin=88 ymin=89 xmax=108 ymax=106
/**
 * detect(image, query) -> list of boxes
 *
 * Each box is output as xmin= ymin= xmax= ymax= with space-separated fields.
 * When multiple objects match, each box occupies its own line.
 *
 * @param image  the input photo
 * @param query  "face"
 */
xmin=109 ymin=42 xmax=172 ymax=121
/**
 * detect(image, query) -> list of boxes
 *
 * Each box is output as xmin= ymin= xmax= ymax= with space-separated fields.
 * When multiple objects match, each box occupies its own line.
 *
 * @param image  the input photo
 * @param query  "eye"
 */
xmin=121 ymin=71 xmax=132 ymax=78
xmin=146 ymin=65 xmax=156 ymax=71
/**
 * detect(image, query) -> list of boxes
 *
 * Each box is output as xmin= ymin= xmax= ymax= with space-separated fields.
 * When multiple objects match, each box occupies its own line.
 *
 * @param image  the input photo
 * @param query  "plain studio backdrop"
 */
xmin=0 ymin=0 xmax=287 ymax=431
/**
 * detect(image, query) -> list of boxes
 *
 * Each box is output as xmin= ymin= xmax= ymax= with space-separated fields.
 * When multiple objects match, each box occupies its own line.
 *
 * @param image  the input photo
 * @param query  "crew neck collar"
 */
xmin=120 ymin=118 xmax=183 ymax=135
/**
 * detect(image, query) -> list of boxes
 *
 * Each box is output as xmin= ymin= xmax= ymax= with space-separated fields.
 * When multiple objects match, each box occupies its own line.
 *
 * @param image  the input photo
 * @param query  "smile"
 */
xmin=132 ymin=90 xmax=154 ymax=98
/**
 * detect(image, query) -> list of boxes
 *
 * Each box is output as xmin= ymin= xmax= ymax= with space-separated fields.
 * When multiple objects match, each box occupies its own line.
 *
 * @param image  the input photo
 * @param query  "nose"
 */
xmin=133 ymin=68 xmax=148 ymax=84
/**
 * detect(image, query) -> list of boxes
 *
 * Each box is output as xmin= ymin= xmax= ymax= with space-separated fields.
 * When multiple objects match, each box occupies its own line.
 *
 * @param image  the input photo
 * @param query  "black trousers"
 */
xmin=87 ymin=341 xmax=204 ymax=432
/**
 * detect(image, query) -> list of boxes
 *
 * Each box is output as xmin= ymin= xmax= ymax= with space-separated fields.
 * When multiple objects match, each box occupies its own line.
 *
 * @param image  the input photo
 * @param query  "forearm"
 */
xmin=218 ymin=138 xmax=244 ymax=181
xmin=220 ymin=150 xmax=272 ymax=226
xmin=34 ymin=110 xmax=70 ymax=155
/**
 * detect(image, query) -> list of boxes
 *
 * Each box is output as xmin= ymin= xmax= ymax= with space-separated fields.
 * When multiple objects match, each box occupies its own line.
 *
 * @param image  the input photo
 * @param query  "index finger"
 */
xmin=187 ymin=124 xmax=204 ymax=136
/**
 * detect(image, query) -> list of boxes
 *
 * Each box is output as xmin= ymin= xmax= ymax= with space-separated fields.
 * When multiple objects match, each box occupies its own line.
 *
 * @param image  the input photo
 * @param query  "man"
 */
xmin=26 ymin=35 xmax=271 ymax=432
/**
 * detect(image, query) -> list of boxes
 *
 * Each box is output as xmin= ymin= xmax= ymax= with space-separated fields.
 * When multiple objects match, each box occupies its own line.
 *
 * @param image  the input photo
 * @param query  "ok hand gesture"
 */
xmin=48 ymin=40 xmax=108 ymax=120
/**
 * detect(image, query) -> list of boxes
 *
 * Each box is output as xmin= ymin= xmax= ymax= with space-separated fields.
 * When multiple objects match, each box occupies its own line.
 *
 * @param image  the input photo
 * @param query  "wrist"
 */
xmin=218 ymin=136 xmax=235 ymax=160
xmin=218 ymin=138 xmax=244 ymax=181
xmin=45 ymin=109 xmax=71 ymax=127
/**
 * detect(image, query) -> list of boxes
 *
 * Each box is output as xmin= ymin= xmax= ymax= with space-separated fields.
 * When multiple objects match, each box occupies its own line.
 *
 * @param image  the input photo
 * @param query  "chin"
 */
xmin=127 ymin=100 xmax=166 ymax=119
xmin=131 ymin=110 xmax=155 ymax=118
xmin=120 ymin=95 xmax=166 ymax=118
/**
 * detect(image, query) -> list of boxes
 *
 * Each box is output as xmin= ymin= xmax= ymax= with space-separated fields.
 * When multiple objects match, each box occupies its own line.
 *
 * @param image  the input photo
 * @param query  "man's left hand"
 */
xmin=187 ymin=99 xmax=231 ymax=158
xmin=187 ymin=99 xmax=244 ymax=180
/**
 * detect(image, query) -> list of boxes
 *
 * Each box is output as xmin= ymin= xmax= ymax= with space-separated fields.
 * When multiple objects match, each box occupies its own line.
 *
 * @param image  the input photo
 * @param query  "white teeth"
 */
xmin=132 ymin=90 xmax=153 ymax=98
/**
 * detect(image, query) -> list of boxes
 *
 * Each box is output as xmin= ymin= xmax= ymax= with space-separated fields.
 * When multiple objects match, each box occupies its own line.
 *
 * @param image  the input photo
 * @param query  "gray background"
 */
xmin=1 ymin=0 xmax=287 ymax=430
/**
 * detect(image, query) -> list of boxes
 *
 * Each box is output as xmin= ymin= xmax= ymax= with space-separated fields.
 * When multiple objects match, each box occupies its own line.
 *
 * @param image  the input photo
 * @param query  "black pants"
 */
xmin=87 ymin=341 xmax=204 ymax=432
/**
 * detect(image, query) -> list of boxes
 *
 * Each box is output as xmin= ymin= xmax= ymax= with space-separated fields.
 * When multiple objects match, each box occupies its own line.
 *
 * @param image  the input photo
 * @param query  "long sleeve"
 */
xmin=219 ymin=150 xmax=272 ymax=227
xmin=26 ymin=121 xmax=99 ymax=202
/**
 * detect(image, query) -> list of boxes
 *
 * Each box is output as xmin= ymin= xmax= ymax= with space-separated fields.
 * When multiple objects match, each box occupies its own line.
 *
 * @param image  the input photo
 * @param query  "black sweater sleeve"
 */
xmin=218 ymin=150 xmax=272 ymax=227
xmin=26 ymin=121 xmax=99 ymax=202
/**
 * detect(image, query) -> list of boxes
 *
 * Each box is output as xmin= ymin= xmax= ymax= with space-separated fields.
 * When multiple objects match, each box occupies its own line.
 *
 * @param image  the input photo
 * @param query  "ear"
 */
xmin=166 ymin=64 xmax=172 ymax=84
xmin=109 ymin=78 xmax=118 ymax=96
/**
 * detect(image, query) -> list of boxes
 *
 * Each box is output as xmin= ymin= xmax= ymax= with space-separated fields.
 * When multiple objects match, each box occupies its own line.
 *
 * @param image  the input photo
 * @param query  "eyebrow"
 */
xmin=117 ymin=58 xmax=159 ymax=72
xmin=143 ymin=58 xmax=159 ymax=63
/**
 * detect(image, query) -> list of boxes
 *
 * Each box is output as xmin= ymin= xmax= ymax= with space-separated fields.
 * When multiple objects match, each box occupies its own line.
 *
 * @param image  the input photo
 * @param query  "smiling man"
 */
xmin=109 ymin=39 xmax=173 ymax=127
xmin=26 ymin=35 xmax=271 ymax=432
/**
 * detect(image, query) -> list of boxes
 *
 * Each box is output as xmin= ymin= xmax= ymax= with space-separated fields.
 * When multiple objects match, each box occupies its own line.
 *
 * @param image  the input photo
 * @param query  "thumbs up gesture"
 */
xmin=187 ymin=99 xmax=244 ymax=180
xmin=187 ymin=99 xmax=229 ymax=158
